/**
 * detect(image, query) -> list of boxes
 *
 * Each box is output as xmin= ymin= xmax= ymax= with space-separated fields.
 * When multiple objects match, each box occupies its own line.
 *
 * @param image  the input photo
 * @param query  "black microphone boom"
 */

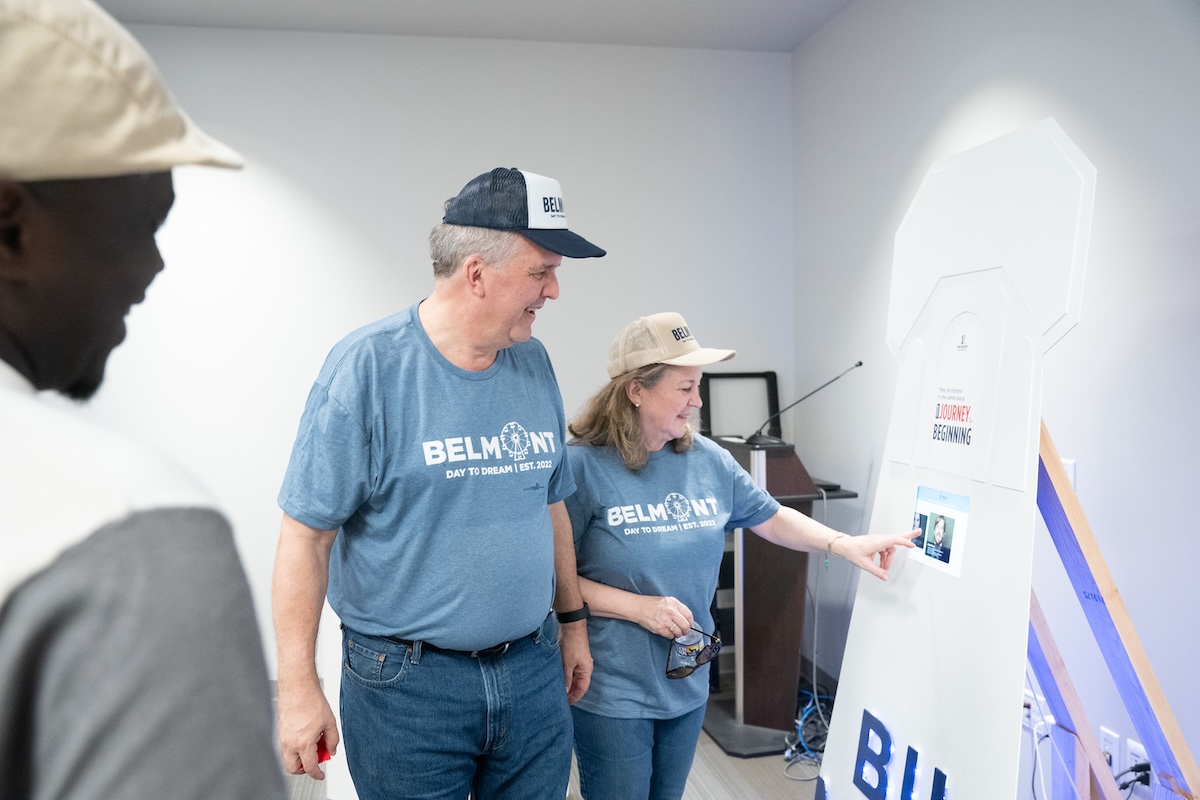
xmin=743 ymin=361 xmax=863 ymax=446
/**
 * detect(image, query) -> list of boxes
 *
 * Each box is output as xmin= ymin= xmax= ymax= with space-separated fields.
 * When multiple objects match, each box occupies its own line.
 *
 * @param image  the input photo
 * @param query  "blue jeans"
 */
xmin=340 ymin=613 xmax=571 ymax=800
xmin=571 ymin=704 xmax=707 ymax=800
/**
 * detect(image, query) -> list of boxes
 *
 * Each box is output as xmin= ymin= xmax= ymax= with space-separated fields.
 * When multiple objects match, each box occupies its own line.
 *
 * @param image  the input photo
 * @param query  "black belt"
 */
xmin=383 ymin=630 xmax=534 ymax=659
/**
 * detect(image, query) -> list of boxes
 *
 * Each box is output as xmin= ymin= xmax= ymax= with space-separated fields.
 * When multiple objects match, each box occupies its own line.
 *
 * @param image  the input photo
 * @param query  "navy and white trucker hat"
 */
xmin=443 ymin=167 xmax=606 ymax=259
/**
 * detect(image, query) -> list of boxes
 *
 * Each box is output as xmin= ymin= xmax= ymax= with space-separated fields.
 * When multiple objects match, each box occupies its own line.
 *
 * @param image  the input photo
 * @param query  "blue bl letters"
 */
xmin=817 ymin=709 xmax=948 ymax=799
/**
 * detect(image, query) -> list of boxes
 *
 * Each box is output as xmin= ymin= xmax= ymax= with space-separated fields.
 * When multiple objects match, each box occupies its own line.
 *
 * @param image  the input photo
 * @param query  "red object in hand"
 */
xmin=316 ymin=734 xmax=331 ymax=763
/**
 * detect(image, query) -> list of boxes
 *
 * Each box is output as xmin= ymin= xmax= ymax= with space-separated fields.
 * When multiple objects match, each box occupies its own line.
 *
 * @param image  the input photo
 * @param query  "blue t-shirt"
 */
xmin=278 ymin=303 xmax=575 ymax=650
xmin=565 ymin=435 xmax=779 ymax=719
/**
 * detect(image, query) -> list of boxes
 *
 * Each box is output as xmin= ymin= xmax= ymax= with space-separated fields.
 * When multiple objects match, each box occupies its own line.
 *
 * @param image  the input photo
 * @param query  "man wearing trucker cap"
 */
xmin=274 ymin=168 xmax=606 ymax=798
xmin=0 ymin=0 xmax=284 ymax=797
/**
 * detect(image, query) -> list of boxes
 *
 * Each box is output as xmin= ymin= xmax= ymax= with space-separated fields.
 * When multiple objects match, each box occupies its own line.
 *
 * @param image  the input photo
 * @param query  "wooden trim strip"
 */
xmin=1038 ymin=421 xmax=1197 ymax=798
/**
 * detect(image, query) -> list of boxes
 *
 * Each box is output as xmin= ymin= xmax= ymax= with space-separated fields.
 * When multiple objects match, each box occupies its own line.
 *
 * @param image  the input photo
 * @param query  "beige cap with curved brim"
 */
xmin=607 ymin=312 xmax=736 ymax=379
xmin=0 ymin=0 xmax=242 ymax=181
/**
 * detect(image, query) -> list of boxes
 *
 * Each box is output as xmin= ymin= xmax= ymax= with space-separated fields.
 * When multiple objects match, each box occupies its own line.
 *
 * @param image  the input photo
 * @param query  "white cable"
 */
xmin=811 ymin=484 xmax=831 ymax=730
xmin=783 ymin=753 xmax=822 ymax=782
xmin=1032 ymin=719 xmax=1052 ymax=800
xmin=1046 ymin=724 xmax=1086 ymax=800
xmin=1025 ymin=671 xmax=1051 ymax=800
xmin=1026 ymin=668 xmax=1084 ymax=800
xmin=810 ymin=535 xmax=827 ymax=731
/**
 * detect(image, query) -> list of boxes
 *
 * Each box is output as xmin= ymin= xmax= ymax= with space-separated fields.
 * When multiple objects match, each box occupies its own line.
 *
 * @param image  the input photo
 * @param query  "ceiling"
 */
xmin=96 ymin=0 xmax=854 ymax=53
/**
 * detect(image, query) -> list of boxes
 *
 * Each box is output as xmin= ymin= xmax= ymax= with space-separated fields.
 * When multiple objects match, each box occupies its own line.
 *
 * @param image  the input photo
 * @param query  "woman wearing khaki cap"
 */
xmin=563 ymin=312 xmax=918 ymax=800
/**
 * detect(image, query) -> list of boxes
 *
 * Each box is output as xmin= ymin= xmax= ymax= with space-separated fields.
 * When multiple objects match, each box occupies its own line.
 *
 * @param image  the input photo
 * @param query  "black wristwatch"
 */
xmin=556 ymin=603 xmax=590 ymax=623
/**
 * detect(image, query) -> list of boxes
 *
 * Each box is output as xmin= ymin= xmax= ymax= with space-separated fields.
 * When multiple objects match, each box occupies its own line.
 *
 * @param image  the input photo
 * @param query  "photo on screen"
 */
xmin=924 ymin=513 xmax=954 ymax=563
xmin=912 ymin=511 xmax=928 ymax=549
xmin=908 ymin=486 xmax=970 ymax=577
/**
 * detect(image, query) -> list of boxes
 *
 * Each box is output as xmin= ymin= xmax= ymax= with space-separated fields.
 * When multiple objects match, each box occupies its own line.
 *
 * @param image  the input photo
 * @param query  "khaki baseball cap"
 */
xmin=607 ymin=312 xmax=735 ymax=379
xmin=0 ymin=0 xmax=242 ymax=181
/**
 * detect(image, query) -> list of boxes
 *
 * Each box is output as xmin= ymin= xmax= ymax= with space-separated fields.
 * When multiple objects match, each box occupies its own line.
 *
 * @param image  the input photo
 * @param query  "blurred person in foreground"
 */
xmin=0 ymin=1 xmax=285 ymax=797
xmin=564 ymin=311 xmax=920 ymax=800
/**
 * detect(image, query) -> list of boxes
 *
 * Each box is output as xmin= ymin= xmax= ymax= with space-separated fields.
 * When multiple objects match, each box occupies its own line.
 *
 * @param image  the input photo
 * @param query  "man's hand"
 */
xmin=272 ymin=515 xmax=339 ymax=778
xmin=277 ymin=679 xmax=339 ymax=780
xmin=559 ymin=620 xmax=593 ymax=704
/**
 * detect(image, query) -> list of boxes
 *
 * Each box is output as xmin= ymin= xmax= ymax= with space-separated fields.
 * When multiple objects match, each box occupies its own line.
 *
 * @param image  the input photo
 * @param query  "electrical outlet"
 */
xmin=1022 ymin=691 xmax=1054 ymax=732
xmin=1100 ymin=727 xmax=1120 ymax=775
xmin=1061 ymin=458 xmax=1077 ymax=489
xmin=1126 ymin=738 xmax=1148 ymax=774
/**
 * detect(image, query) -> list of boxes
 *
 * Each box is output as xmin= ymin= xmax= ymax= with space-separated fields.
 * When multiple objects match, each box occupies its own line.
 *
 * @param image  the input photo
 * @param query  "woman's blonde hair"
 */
xmin=569 ymin=363 xmax=694 ymax=471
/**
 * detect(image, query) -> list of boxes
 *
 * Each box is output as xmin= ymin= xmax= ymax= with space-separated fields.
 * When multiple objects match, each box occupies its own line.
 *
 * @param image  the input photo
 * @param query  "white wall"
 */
xmin=51 ymin=4 xmax=1196 ymax=793
xmin=792 ymin=0 xmax=1200 ymax=792
xmin=58 ymin=24 xmax=795 ymax=798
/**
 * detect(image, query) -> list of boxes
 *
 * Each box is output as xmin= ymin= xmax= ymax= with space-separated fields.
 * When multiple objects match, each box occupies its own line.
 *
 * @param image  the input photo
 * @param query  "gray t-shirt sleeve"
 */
xmin=0 ymin=508 xmax=286 ymax=800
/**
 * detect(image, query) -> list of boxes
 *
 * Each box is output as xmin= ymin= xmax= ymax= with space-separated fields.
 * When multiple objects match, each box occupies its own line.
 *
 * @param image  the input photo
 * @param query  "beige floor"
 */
xmin=567 ymin=731 xmax=818 ymax=800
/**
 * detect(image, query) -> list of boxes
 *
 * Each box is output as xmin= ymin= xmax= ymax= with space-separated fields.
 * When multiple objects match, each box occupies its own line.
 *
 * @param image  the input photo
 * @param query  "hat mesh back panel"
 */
xmin=486 ymin=169 xmax=528 ymax=228
xmin=626 ymin=326 xmax=658 ymax=355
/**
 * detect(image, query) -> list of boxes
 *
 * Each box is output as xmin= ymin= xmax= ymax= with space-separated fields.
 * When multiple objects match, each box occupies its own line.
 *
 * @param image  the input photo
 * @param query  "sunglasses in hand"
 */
xmin=665 ymin=627 xmax=722 ymax=679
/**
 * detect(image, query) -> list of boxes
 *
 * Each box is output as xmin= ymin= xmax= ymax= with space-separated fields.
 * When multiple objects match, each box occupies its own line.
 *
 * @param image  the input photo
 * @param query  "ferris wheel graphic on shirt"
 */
xmin=664 ymin=492 xmax=691 ymax=521
xmin=500 ymin=422 xmax=531 ymax=461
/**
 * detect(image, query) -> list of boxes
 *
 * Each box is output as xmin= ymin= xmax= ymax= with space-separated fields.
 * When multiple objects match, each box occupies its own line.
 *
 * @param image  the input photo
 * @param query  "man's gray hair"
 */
xmin=429 ymin=222 xmax=523 ymax=279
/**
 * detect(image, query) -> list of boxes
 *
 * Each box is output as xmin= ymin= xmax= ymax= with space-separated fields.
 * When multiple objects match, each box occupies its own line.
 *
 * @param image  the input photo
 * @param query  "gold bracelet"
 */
xmin=826 ymin=532 xmax=847 ymax=557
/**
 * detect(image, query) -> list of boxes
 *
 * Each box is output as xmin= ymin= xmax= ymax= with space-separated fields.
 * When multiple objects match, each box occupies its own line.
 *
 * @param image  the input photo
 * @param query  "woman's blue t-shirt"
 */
xmin=565 ymin=435 xmax=779 ymax=719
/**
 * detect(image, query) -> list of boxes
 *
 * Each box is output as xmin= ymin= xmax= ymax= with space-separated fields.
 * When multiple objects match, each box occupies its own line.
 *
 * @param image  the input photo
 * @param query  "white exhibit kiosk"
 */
xmin=817 ymin=119 xmax=1096 ymax=799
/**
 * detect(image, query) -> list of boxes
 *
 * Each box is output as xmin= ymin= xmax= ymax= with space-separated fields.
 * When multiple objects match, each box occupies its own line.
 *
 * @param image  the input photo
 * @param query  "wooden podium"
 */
xmin=702 ymin=436 xmax=857 ymax=757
